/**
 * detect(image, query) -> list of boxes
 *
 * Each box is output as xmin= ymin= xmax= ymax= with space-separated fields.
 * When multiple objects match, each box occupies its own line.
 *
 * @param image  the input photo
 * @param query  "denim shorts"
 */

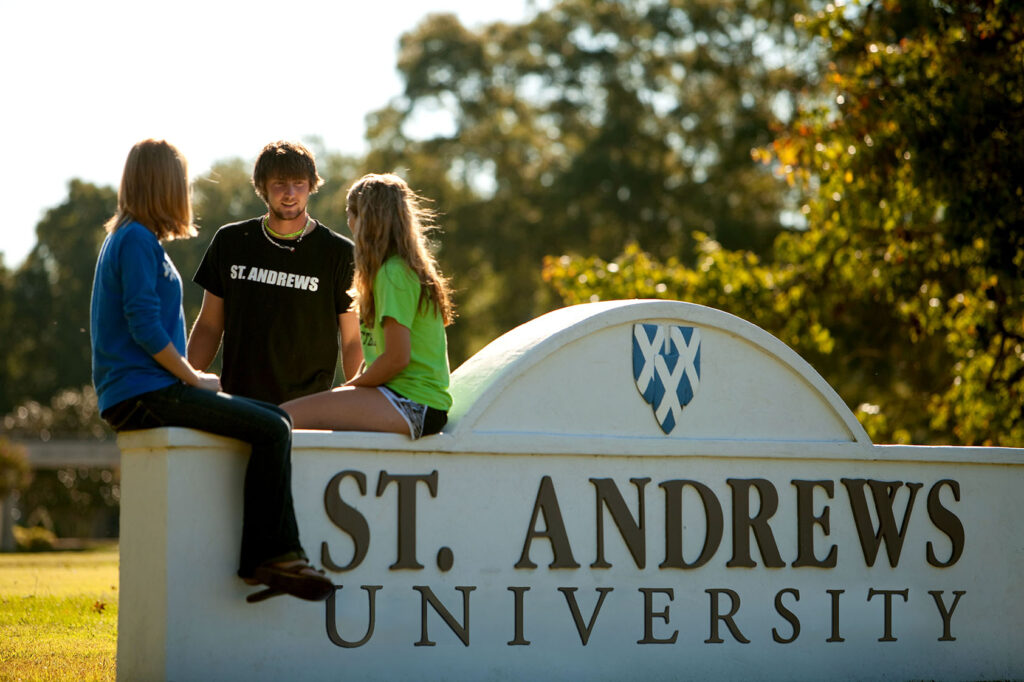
xmin=377 ymin=386 xmax=447 ymax=439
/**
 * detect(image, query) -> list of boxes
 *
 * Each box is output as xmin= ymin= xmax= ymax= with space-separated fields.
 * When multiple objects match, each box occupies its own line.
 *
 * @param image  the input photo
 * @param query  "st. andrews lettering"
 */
xmin=322 ymin=471 xmax=964 ymax=573
xmin=229 ymin=264 xmax=320 ymax=291
xmin=510 ymin=475 xmax=964 ymax=571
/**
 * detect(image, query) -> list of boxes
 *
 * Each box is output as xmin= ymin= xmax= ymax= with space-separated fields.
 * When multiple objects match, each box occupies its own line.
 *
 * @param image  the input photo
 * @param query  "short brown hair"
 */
xmin=251 ymin=140 xmax=324 ymax=201
xmin=104 ymin=139 xmax=195 ymax=240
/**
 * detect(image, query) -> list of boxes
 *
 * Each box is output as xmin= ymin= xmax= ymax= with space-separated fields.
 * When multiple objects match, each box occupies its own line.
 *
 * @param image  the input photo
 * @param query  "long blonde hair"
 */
xmin=104 ymin=139 xmax=195 ymax=240
xmin=346 ymin=173 xmax=454 ymax=328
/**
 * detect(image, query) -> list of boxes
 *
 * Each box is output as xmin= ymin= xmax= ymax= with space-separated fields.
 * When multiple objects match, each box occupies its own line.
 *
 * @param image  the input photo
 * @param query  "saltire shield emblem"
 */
xmin=632 ymin=323 xmax=701 ymax=434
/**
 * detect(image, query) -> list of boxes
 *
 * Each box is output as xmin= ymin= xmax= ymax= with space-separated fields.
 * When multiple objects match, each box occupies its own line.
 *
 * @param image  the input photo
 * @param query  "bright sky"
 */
xmin=1 ymin=0 xmax=539 ymax=269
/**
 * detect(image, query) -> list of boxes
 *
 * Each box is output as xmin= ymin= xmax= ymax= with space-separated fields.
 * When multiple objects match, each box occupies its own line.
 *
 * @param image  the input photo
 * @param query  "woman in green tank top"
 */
xmin=283 ymin=173 xmax=455 ymax=439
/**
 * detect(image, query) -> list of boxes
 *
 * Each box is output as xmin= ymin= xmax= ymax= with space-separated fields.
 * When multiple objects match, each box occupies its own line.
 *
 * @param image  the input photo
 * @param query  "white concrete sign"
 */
xmin=117 ymin=300 xmax=1024 ymax=681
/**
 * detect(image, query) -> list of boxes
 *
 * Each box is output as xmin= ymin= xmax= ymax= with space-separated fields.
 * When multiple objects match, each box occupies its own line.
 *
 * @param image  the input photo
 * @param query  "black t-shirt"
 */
xmin=193 ymin=218 xmax=355 ymax=404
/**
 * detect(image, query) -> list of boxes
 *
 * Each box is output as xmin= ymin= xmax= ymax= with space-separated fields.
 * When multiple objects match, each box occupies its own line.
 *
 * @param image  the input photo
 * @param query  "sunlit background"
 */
xmin=1 ymin=0 xmax=543 ymax=268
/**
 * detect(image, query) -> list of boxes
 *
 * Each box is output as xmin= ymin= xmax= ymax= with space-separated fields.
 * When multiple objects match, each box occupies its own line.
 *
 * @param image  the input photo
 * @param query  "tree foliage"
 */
xmin=0 ymin=438 xmax=32 ymax=499
xmin=0 ymin=261 xmax=15 ymax=412
xmin=546 ymin=0 xmax=1024 ymax=446
xmin=363 ymin=0 xmax=816 ymax=357
xmin=2 ymin=181 xmax=115 ymax=414
xmin=2 ymin=386 xmax=108 ymax=442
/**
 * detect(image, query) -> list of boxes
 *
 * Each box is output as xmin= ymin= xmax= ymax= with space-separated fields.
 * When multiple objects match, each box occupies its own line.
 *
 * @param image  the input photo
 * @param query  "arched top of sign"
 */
xmin=447 ymin=300 xmax=871 ymax=454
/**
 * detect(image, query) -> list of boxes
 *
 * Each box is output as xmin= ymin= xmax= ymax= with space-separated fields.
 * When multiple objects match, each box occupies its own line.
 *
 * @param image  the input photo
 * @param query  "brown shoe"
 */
xmin=248 ymin=560 xmax=334 ymax=602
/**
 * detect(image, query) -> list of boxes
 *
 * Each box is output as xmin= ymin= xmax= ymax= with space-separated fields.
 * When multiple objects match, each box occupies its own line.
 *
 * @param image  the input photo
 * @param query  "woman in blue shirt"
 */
xmin=91 ymin=139 xmax=331 ymax=603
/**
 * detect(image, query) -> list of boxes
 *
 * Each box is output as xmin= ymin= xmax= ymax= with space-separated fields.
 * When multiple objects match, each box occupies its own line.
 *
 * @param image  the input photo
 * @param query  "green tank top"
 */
xmin=361 ymin=256 xmax=452 ymax=411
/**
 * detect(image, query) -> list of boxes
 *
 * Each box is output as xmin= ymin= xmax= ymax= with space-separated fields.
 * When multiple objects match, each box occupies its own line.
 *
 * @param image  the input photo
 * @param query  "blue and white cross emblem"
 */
xmin=632 ymin=323 xmax=701 ymax=434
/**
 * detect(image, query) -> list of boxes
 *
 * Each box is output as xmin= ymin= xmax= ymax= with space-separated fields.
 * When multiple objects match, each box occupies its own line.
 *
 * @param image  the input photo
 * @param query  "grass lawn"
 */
xmin=0 ymin=544 xmax=118 ymax=682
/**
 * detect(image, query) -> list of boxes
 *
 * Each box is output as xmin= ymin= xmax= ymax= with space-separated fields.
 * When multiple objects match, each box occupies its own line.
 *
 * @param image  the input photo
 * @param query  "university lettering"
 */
xmin=324 ymin=584 xmax=967 ymax=648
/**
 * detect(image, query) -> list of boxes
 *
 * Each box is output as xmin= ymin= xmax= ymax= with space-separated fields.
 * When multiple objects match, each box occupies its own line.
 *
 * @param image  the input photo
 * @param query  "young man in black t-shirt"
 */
xmin=188 ymin=141 xmax=362 ymax=405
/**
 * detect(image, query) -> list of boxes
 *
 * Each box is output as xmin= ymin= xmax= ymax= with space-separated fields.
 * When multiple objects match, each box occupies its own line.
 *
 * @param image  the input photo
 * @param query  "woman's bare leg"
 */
xmin=282 ymin=386 xmax=409 ymax=433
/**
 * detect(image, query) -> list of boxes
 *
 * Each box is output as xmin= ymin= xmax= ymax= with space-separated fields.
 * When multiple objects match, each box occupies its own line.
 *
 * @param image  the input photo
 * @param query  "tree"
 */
xmin=0 ymin=261 xmax=15 ymax=412
xmin=0 ymin=437 xmax=32 ymax=551
xmin=2 ymin=386 xmax=109 ymax=442
xmin=3 ymin=180 xmax=115 ymax=413
xmin=546 ymin=0 xmax=1024 ymax=446
xmin=1 ymin=388 xmax=119 ymax=545
xmin=364 ymin=0 xmax=817 ymax=360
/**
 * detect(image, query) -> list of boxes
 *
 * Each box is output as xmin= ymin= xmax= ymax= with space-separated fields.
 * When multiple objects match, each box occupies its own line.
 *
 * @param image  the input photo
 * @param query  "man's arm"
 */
xmin=187 ymin=290 xmax=225 ymax=371
xmin=338 ymin=311 xmax=364 ymax=381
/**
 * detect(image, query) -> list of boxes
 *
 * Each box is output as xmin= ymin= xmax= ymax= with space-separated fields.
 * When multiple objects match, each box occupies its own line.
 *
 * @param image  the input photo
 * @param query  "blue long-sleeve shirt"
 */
xmin=90 ymin=220 xmax=187 ymax=413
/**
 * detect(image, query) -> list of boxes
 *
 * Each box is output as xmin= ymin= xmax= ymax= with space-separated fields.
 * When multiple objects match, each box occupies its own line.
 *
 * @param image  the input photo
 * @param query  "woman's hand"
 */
xmin=153 ymin=343 xmax=222 ymax=392
xmin=193 ymin=372 xmax=222 ymax=392
xmin=345 ymin=317 xmax=410 ymax=388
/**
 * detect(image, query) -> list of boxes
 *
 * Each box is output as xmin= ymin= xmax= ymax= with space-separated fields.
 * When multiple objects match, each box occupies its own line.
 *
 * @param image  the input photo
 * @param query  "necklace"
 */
xmin=261 ymin=215 xmax=312 ymax=252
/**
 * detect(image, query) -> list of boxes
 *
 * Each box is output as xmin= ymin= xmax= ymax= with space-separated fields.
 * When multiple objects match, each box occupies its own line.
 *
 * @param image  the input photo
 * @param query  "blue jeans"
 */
xmin=102 ymin=382 xmax=306 ymax=578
